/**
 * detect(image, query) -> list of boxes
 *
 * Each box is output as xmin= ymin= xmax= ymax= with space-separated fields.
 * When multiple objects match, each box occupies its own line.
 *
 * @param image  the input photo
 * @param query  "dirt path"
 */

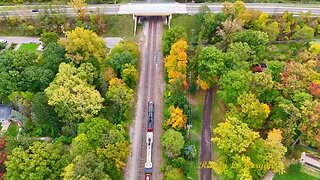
xmin=199 ymin=87 xmax=214 ymax=180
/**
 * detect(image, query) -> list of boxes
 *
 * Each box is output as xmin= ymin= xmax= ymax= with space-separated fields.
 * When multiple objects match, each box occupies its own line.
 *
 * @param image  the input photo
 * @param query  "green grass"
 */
xmin=5 ymin=122 xmax=19 ymax=138
xmin=274 ymin=170 xmax=320 ymax=180
xmin=104 ymin=15 xmax=135 ymax=40
xmin=184 ymin=91 xmax=205 ymax=180
xmin=171 ymin=15 xmax=197 ymax=43
xmin=18 ymin=43 xmax=39 ymax=52
xmin=211 ymin=92 xmax=226 ymax=179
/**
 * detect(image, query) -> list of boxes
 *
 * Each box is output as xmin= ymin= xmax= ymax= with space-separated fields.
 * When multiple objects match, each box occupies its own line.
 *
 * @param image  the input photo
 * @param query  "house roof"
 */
xmin=0 ymin=104 xmax=12 ymax=121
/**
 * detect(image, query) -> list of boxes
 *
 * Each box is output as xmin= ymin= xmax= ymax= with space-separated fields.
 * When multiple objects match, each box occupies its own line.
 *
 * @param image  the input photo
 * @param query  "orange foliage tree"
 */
xmin=164 ymin=40 xmax=188 ymax=86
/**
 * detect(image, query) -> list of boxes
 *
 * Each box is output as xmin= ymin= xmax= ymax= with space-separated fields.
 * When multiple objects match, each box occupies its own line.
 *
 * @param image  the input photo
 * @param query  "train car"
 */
xmin=145 ymin=173 xmax=152 ymax=180
xmin=144 ymin=131 xmax=153 ymax=173
xmin=147 ymin=101 xmax=155 ymax=132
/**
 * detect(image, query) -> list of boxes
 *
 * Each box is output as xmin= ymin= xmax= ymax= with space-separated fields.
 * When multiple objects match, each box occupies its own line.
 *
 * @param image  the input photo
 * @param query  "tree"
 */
xmin=162 ymin=27 xmax=187 ymax=56
xmin=161 ymin=129 xmax=185 ymax=158
xmin=200 ymin=12 xmax=226 ymax=44
xmin=5 ymin=142 xmax=69 ymax=180
xmin=31 ymin=92 xmax=61 ymax=137
xmin=213 ymin=117 xmax=259 ymax=154
xmin=227 ymin=42 xmax=253 ymax=63
xmin=232 ymin=30 xmax=269 ymax=61
xmin=166 ymin=106 xmax=187 ymax=130
xmin=309 ymin=42 xmax=320 ymax=55
xmin=62 ymin=27 xmax=106 ymax=63
xmin=121 ymin=64 xmax=138 ymax=89
xmin=165 ymin=168 xmax=183 ymax=180
xmin=218 ymin=70 xmax=252 ymax=105
xmin=264 ymin=22 xmax=280 ymax=42
xmin=45 ymin=63 xmax=104 ymax=123
xmin=107 ymin=51 xmax=137 ymax=76
xmin=70 ymin=133 xmax=94 ymax=157
xmin=40 ymin=32 xmax=59 ymax=48
xmin=250 ymin=71 xmax=275 ymax=101
xmin=108 ymin=41 xmax=140 ymax=60
xmin=299 ymin=100 xmax=320 ymax=148
xmin=198 ymin=46 xmax=226 ymax=87
xmin=105 ymin=78 xmax=134 ymax=124
xmin=68 ymin=0 xmax=87 ymax=20
xmin=217 ymin=17 xmax=243 ymax=50
xmin=228 ymin=93 xmax=270 ymax=129
xmin=77 ymin=117 xmax=112 ymax=148
xmin=291 ymin=25 xmax=314 ymax=41
xmin=0 ymin=50 xmax=53 ymax=101
xmin=43 ymin=43 xmax=69 ymax=74
xmin=165 ymin=40 xmax=188 ymax=86
xmin=62 ymin=152 xmax=111 ymax=180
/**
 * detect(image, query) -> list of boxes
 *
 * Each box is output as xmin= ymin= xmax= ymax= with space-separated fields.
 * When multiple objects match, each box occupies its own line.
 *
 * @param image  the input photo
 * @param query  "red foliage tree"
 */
xmin=309 ymin=82 xmax=320 ymax=97
xmin=0 ymin=152 xmax=7 ymax=164
xmin=0 ymin=137 xmax=6 ymax=150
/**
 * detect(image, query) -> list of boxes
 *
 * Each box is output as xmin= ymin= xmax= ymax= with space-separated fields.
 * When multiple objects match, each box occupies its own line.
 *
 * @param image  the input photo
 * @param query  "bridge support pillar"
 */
xmin=133 ymin=14 xmax=138 ymax=36
xmin=168 ymin=14 xmax=172 ymax=29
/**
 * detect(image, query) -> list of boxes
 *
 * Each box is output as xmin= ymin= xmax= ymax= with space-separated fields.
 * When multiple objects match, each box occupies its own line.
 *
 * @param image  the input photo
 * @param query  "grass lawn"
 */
xmin=211 ymin=91 xmax=226 ymax=179
xmin=184 ymin=90 xmax=205 ymax=179
xmin=18 ymin=43 xmax=39 ymax=52
xmin=104 ymin=15 xmax=135 ymax=40
xmin=171 ymin=15 xmax=197 ymax=43
xmin=274 ymin=169 xmax=320 ymax=180
xmin=5 ymin=122 xmax=19 ymax=137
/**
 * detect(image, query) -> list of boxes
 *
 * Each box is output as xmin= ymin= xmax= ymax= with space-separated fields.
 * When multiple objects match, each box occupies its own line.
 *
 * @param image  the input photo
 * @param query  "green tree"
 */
xmin=165 ymin=168 xmax=183 ymax=180
xmin=198 ymin=46 xmax=226 ymax=87
xmin=105 ymin=78 xmax=134 ymax=124
xmin=232 ymin=30 xmax=269 ymax=61
xmin=40 ymin=32 xmax=59 ymax=48
xmin=162 ymin=27 xmax=187 ymax=56
xmin=227 ymin=42 xmax=253 ymax=63
xmin=291 ymin=25 xmax=314 ymax=41
xmin=161 ymin=129 xmax=185 ymax=158
xmin=5 ymin=142 xmax=69 ymax=180
xmin=108 ymin=41 xmax=140 ymax=60
xmin=70 ymin=133 xmax=94 ymax=157
xmin=107 ymin=51 xmax=137 ymax=76
xmin=200 ymin=12 xmax=226 ymax=44
xmin=62 ymin=152 xmax=111 ymax=180
xmin=213 ymin=117 xmax=259 ymax=154
xmin=62 ymin=27 xmax=106 ymax=63
xmin=43 ymin=43 xmax=69 ymax=74
xmin=264 ymin=22 xmax=280 ymax=42
xmin=228 ymin=93 xmax=270 ymax=129
xmin=31 ymin=92 xmax=61 ymax=137
xmin=121 ymin=64 xmax=138 ymax=89
xmin=218 ymin=70 xmax=252 ymax=105
xmin=45 ymin=63 xmax=103 ymax=123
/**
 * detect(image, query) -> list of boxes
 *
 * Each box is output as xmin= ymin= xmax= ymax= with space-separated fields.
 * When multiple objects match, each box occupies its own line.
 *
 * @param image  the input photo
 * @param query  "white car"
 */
xmin=0 ymin=39 xmax=7 ymax=43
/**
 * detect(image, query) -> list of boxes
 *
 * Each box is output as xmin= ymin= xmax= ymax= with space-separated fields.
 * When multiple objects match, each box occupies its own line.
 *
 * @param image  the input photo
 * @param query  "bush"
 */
xmin=287 ymin=163 xmax=302 ymax=175
xmin=0 ymin=42 xmax=6 ymax=50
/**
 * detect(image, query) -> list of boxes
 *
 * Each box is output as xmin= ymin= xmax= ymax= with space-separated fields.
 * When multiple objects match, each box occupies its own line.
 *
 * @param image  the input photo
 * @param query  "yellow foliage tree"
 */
xmin=61 ymin=27 xmax=106 ymax=64
xmin=196 ymin=76 xmax=209 ymax=90
xmin=164 ymin=40 xmax=188 ymax=86
xmin=309 ymin=42 xmax=320 ymax=55
xmin=166 ymin=106 xmax=187 ymax=130
xmin=69 ymin=0 xmax=87 ymax=20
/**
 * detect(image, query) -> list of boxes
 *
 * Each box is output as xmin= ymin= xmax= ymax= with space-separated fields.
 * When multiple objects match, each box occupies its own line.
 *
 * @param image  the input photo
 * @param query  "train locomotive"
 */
xmin=145 ymin=101 xmax=154 ymax=180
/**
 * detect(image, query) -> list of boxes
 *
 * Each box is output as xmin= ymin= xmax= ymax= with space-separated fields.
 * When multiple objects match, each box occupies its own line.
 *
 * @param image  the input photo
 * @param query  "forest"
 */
xmin=161 ymin=1 xmax=320 ymax=179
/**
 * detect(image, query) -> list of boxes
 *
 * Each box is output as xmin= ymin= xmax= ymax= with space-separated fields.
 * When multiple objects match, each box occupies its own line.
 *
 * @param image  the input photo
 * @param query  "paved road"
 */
xmin=0 ymin=3 xmax=320 ymax=18
xmin=200 ymin=87 xmax=214 ymax=180
xmin=0 ymin=36 xmax=122 ymax=49
xmin=125 ymin=17 xmax=163 ymax=180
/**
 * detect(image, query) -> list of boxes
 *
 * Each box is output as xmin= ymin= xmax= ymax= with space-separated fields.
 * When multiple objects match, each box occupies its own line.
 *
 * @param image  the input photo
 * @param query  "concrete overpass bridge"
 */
xmin=1 ymin=3 xmax=320 ymax=35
